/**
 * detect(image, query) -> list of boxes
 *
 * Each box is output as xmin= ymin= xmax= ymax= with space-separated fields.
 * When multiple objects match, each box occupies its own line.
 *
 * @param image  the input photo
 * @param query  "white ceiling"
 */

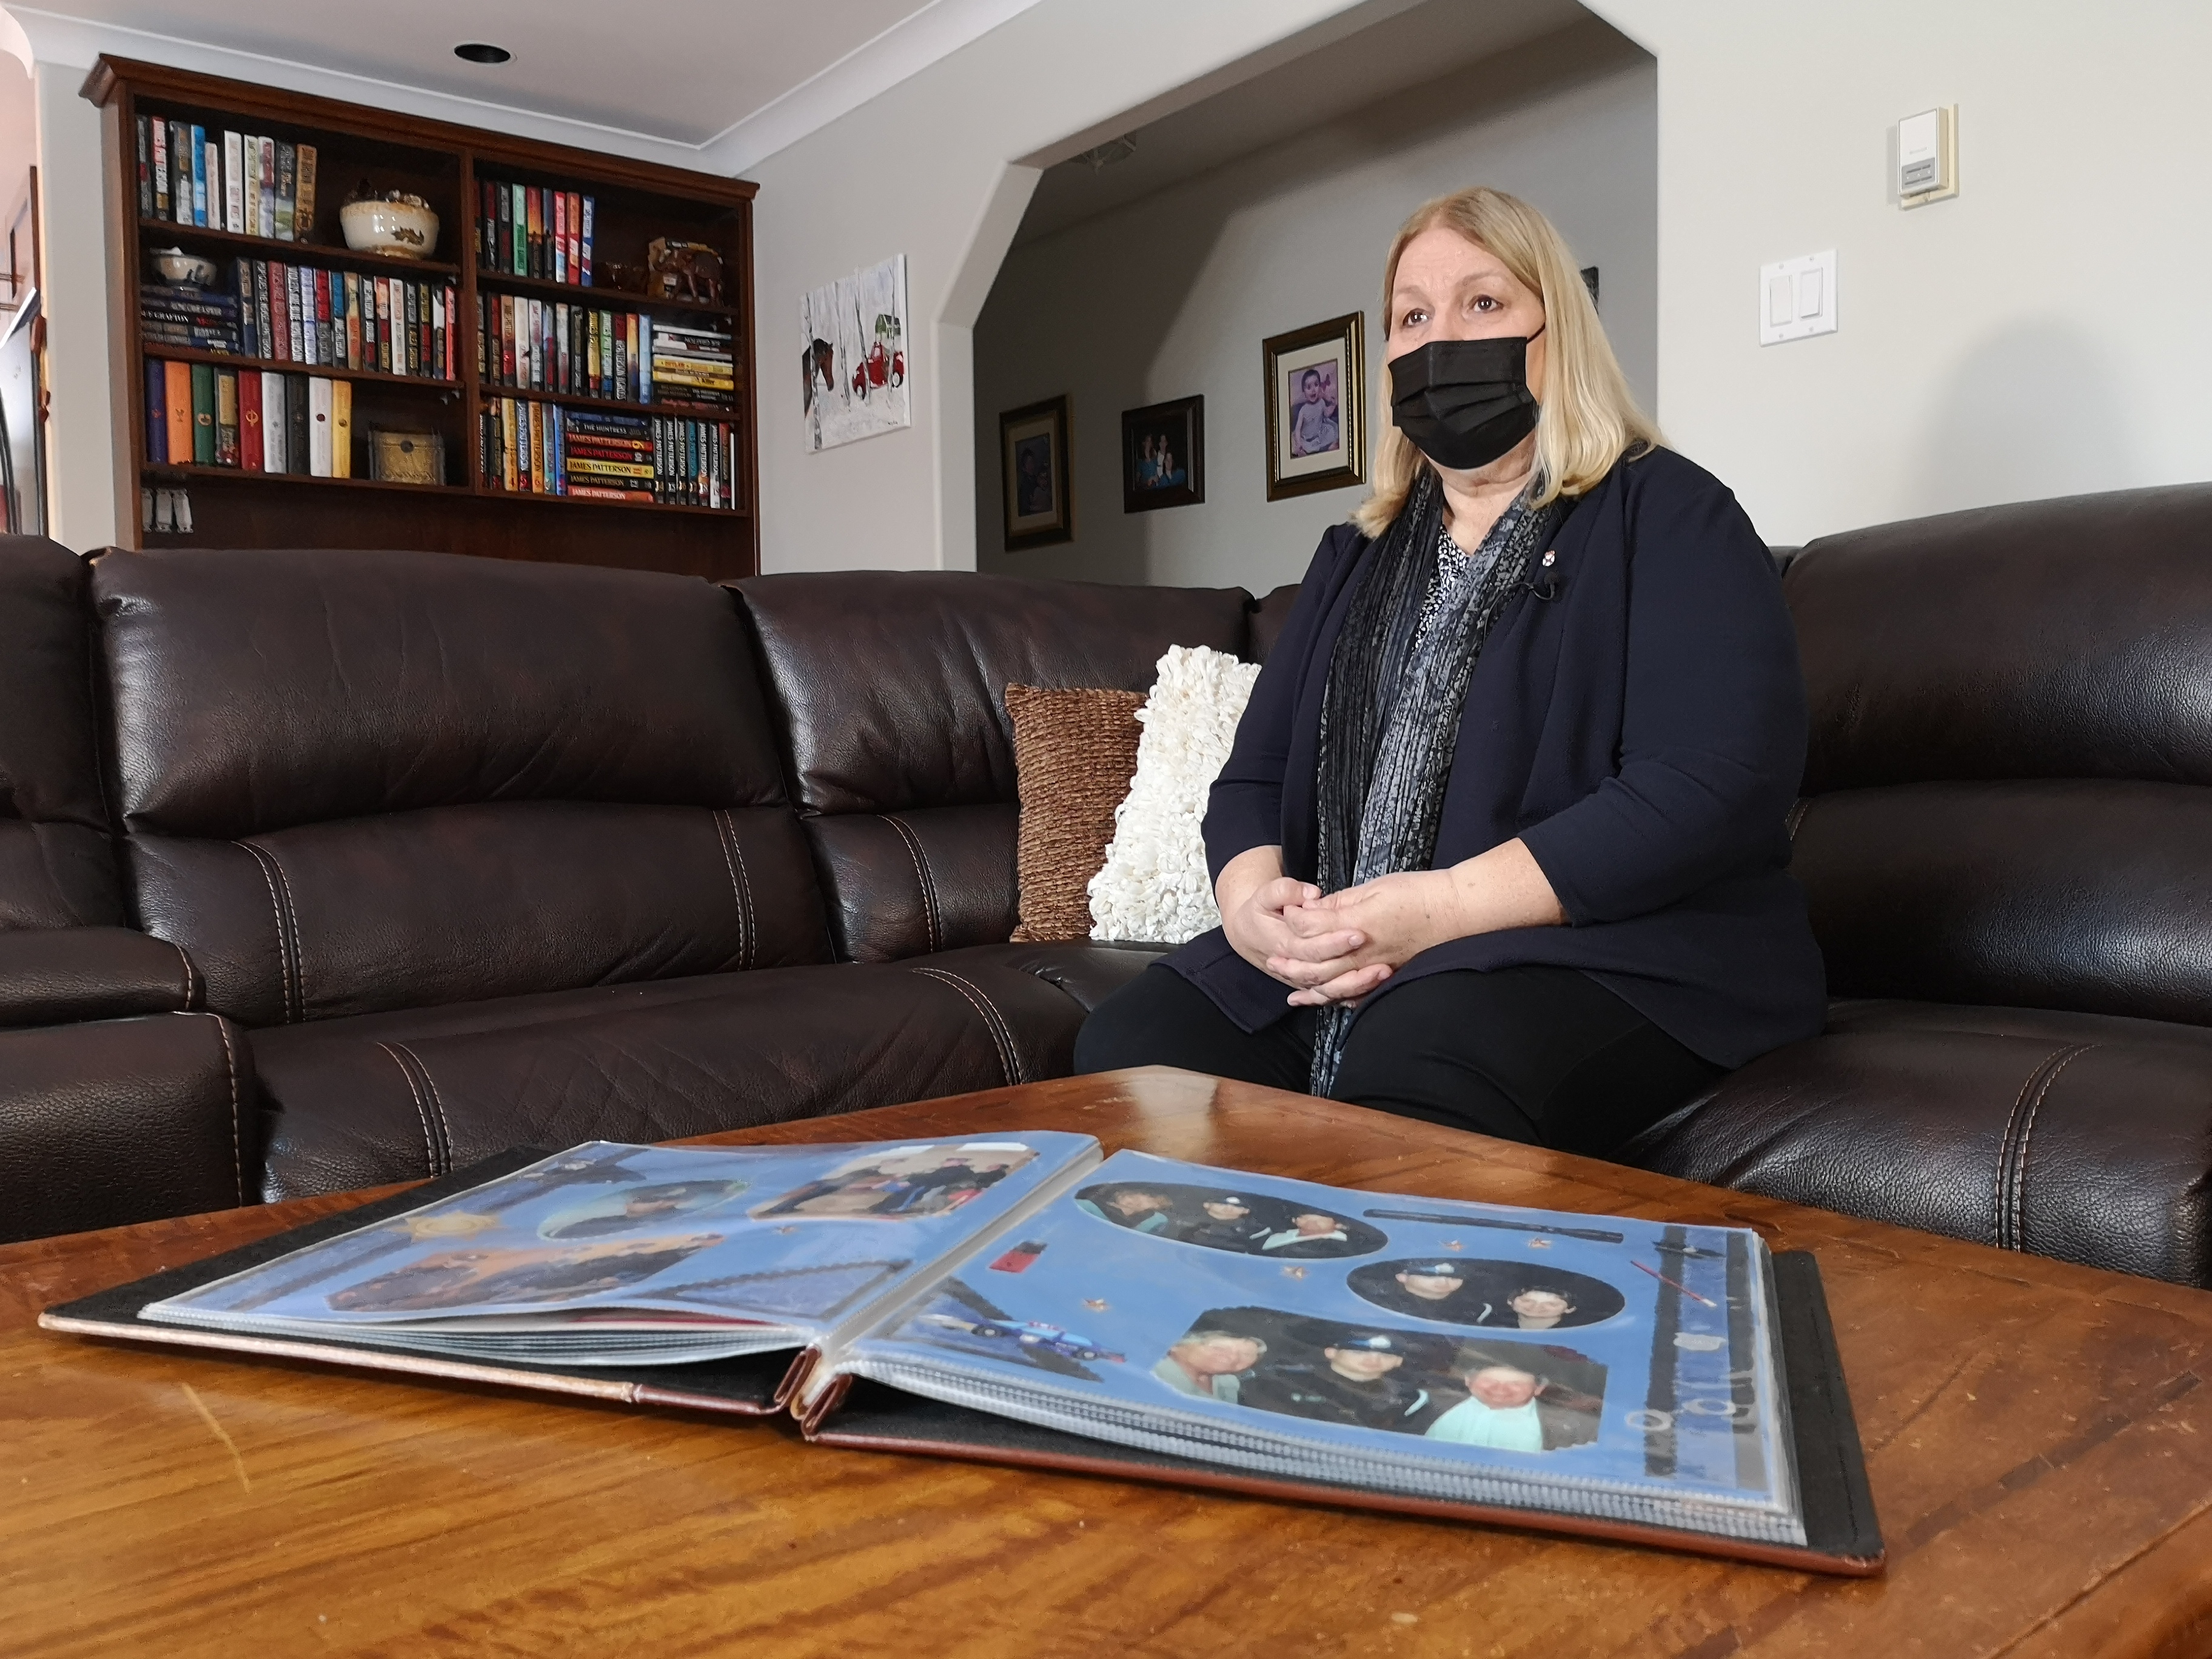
xmin=4 ymin=0 xmax=1041 ymax=165
xmin=1015 ymin=0 xmax=1591 ymax=246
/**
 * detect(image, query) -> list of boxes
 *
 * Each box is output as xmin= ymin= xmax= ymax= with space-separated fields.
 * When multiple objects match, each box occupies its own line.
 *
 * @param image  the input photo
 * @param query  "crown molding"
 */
xmin=696 ymin=0 xmax=1044 ymax=174
xmin=5 ymin=0 xmax=1047 ymax=176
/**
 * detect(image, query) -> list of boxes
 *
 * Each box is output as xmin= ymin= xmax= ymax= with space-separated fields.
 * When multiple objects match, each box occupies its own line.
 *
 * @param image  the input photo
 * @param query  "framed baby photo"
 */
xmin=1262 ymin=311 xmax=1366 ymax=501
xmin=1000 ymin=394 xmax=1073 ymax=550
xmin=1121 ymin=395 xmax=1205 ymax=513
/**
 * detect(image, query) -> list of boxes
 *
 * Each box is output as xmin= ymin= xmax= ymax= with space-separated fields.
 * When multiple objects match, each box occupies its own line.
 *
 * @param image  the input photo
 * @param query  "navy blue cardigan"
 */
xmin=1162 ymin=446 xmax=1826 ymax=1070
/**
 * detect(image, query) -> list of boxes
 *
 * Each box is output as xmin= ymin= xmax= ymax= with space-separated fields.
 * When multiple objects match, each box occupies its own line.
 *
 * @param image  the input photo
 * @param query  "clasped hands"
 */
xmin=1216 ymin=842 xmax=1565 ymax=1008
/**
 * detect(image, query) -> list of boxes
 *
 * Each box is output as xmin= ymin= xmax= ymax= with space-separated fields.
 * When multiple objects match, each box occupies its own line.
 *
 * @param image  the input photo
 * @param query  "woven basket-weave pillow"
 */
xmin=1004 ymin=683 xmax=1145 ymax=943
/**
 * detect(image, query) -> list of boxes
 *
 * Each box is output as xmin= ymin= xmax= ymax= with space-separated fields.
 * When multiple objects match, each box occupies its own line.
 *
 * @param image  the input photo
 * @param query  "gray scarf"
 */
xmin=1308 ymin=471 xmax=1566 ymax=1095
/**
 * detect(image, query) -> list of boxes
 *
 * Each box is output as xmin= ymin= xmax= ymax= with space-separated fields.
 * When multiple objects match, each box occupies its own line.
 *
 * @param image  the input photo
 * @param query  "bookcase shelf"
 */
xmin=89 ymin=55 xmax=758 ymax=579
xmin=474 ymin=267 xmax=740 ymax=322
xmin=142 ymin=341 xmax=460 ymax=392
xmin=140 ymin=219 xmax=463 ymax=278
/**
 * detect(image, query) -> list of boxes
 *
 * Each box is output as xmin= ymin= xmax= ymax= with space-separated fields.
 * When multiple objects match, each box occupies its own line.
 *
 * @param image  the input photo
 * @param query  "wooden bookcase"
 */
xmin=84 ymin=56 xmax=759 ymax=580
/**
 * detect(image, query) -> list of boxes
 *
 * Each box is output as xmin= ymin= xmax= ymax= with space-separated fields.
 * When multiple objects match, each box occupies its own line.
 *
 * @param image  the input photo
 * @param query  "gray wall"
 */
xmin=974 ymin=19 xmax=1655 ymax=592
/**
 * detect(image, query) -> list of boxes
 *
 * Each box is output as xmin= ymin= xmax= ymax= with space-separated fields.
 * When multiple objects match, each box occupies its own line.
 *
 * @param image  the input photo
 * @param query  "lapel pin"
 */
xmin=1541 ymin=550 xmax=1557 ymax=567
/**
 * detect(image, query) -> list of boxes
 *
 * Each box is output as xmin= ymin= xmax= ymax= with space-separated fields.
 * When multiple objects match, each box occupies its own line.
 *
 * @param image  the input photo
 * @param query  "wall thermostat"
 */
xmin=1898 ymin=107 xmax=1957 ymax=207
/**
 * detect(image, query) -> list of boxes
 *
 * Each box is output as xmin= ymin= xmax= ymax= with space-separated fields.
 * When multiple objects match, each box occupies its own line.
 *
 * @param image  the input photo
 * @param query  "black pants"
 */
xmin=1073 ymin=964 xmax=1724 ymax=1161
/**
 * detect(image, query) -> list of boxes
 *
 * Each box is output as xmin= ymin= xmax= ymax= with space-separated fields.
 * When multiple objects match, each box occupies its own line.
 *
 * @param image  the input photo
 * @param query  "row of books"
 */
xmin=480 ymin=401 xmax=740 ymax=510
xmin=477 ymin=295 xmax=733 ymax=409
xmin=141 ymin=260 xmax=458 ymax=380
xmin=135 ymin=116 xmax=317 ymax=241
xmin=145 ymin=359 xmax=360 ymax=478
xmin=480 ymin=180 xmax=594 ymax=285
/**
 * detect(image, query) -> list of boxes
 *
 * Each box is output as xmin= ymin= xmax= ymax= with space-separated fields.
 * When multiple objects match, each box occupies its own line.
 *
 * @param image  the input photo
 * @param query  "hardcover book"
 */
xmin=45 ymin=1138 xmax=1881 ymax=1574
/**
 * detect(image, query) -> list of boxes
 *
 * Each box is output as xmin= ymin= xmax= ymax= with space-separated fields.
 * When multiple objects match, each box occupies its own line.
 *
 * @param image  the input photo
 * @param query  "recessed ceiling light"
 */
xmin=454 ymin=42 xmax=511 ymax=64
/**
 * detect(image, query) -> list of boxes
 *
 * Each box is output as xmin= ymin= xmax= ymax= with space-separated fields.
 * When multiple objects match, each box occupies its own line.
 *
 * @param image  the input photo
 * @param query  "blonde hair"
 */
xmin=1352 ymin=187 xmax=1659 ymax=535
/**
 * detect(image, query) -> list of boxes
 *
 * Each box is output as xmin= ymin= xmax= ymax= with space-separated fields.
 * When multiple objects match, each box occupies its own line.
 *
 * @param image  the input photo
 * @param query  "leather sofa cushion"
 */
xmin=1248 ymin=584 xmax=1301 ymax=663
xmin=734 ymin=571 xmax=1249 ymax=814
xmin=806 ymin=803 xmax=1017 ymax=964
xmin=1794 ymin=779 xmax=2212 ymax=1024
xmin=0 ymin=1011 xmax=255 ymax=1243
xmin=0 ymin=926 xmax=197 ymax=1027
xmin=95 ymin=546 xmax=788 ymax=838
xmin=1627 ymin=998 xmax=2212 ymax=1286
xmin=1791 ymin=482 xmax=2212 ymax=793
xmin=248 ymin=945 xmax=1139 ymax=1198
xmin=130 ymin=802 xmax=830 ymax=1026
xmin=0 ymin=537 xmax=121 ymax=927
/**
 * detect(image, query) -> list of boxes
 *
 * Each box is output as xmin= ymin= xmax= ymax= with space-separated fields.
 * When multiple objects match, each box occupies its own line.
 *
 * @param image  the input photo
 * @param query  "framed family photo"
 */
xmin=1000 ymin=395 xmax=1073 ymax=550
xmin=1262 ymin=311 xmax=1366 ymax=501
xmin=1121 ymin=395 xmax=1204 ymax=513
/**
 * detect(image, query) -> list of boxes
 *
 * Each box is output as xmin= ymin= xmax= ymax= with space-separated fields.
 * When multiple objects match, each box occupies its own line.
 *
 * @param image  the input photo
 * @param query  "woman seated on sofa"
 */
xmin=1075 ymin=186 xmax=1824 ymax=1159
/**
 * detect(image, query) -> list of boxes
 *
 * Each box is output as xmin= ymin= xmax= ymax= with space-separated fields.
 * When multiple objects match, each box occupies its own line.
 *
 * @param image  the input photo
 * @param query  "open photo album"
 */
xmin=42 ymin=1134 xmax=1881 ymax=1574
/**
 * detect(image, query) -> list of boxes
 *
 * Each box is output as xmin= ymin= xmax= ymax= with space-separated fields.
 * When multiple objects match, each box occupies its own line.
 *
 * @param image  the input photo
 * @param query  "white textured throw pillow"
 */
xmin=1088 ymin=643 xmax=1262 ymax=943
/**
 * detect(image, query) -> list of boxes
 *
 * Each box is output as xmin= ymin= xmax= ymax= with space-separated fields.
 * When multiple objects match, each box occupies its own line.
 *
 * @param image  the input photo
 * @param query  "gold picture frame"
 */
xmin=1263 ymin=311 xmax=1365 ymax=502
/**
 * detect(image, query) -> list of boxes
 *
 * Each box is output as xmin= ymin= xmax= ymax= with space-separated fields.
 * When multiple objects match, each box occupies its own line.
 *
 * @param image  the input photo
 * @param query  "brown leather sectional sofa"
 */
xmin=5 ymin=480 xmax=2211 ymax=1290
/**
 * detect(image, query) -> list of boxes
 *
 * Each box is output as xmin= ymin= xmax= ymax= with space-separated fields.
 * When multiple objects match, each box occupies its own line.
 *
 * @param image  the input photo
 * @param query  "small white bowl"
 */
xmin=340 ymin=198 xmax=440 ymax=260
xmin=150 ymin=249 xmax=219 ymax=286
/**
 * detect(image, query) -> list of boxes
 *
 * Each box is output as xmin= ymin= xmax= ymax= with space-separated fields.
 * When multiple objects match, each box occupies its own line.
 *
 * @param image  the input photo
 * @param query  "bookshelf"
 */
xmin=84 ymin=56 xmax=758 ymax=580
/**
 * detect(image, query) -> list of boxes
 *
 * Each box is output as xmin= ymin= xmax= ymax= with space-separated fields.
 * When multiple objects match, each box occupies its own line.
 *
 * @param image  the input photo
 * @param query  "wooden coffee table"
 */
xmin=8 ymin=1067 xmax=2212 ymax=1656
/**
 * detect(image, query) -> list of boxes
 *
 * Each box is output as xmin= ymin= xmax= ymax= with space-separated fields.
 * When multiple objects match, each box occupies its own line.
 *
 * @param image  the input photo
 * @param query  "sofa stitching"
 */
xmin=394 ymin=1042 xmax=456 ymax=1176
xmin=235 ymin=841 xmax=297 ymax=1024
xmin=1992 ymin=1050 xmax=2055 ymax=1248
xmin=377 ymin=1041 xmax=439 ymax=1178
xmin=2009 ymin=1044 xmax=2095 ymax=1254
xmin=173 ymin=940 xmax=198 ymax=1011
xmin=265 ymin=853 xmax=309 ymax=1018
xmin=880 ymin=813 xmax=941 ymax=954
xmin=714 ymin=809 xmax=756 ymax=970
xmin=908 ymin=965 xmax=1018 ymax=1086
xmin=209 ymin=1014 xmax=243 ymax=1206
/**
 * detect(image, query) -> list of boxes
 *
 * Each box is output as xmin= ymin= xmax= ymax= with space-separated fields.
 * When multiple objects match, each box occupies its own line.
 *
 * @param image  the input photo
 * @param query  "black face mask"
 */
xmin=1388 ymin=328 xmax=1544 ymax=471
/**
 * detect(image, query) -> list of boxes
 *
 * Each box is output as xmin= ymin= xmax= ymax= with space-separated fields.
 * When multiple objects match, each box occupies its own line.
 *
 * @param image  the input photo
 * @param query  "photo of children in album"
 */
xmin=1073 ymin=1182 xmax=1387 ymax=1259
xmin=1346 ymin=1258 xmax=1625 ymax=1329
xmin=750 ymin=1145 xmax=1039 ymax=1221
xmin=324 ymin=1234 xmax=727 ymax=1314
xmin=1157 ymin=1307 xmax=1604 ymax=1450
xmin=538 ymin=1179 xmax=752 ymax=1241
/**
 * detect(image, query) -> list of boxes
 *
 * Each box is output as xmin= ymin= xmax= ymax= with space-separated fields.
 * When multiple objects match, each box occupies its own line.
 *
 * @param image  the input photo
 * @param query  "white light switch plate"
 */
xmin=1758 ymin=250 xmax=1837 ymax=345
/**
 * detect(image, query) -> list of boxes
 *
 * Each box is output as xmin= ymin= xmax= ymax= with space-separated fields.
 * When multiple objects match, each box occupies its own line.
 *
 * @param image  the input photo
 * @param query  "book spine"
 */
xmin=444 ymin=283 xmax=457 ymax=381
xmin=166 ymin=122 xmax=188 ymax=223
xmin=284 ymin=264 xmax=304 ymax=362
xmin=144 ymin=357 xmax=166 ymax=464
xmin=332 ymin=378 xmax=352 ymax=479
xmin=223 ymin=131 xmax=243 ymax=233
xmin=240 ymin=368 xmax=263 ymax=472
xmin=164 ymin=360 xmax=192 ymax=462
xmin=307 ymin=375 xmax=333 ymax=477
xmin=149 ymin=116 xmax=167 ymax=220
xmin=553 ymin=301 xmax=568 ymax=394
xmin=215 ymin=368 xmax=239 ymax=466
xmin=432 ymin=286 xmax=446 ymax=383
xmin=640 ymin=314 xmax=653 ymax=405
xmin=260 ymin=371 xmax=286 ymax=474
xmin=525 ymin=189 xmax=541 ymax=279
xmin=580 ymin=195 xmax=593 ymax=287
xmin=344 ymin=272 xmax=361 ymax=370
xmin=566 ymin=192 xmax=581 ymax=285
xmin=234 ymin=260 xmax=258 ymax=359
xmin=255 ymin=260 xmax=274 ymax=364
xmin=406 ymin=281 xmax=421 ymax=377
xmin=286 ymin=371 xmax=310 ymax=475
xmin=479 ymin=180 xmax=494 ymax=268
xmin=551 ymin=190 xmax=566 ymax=284
xmin=189 ymin=362 xmax=215 ymax=465
xmin=501 ymin=397 xmax=518 ymax=491
xmin=242 ymin=134 xmax=260 ymax=243
xmin=294 ymin=145 xmax=317 ymax=240
xmin=136 ymin=116 xmax=153 ymax=218
xmin=258 ymin=137 xmax=276 ymax=238
xmin=317 ymin=269 xmax=334 ymax=366
xmin=274 ymin=141 xmax=295 ymax=241
xmin=189 ymin=125 xmax=208 ymax=226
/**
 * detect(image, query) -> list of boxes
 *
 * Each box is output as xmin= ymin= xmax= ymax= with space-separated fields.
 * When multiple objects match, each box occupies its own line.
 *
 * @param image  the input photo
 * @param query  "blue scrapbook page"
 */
xmin=843 ymin=1149 xmax=1791 ymax=1515
xmin=155 ymin=1136 xmax=1093 ymax=1332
